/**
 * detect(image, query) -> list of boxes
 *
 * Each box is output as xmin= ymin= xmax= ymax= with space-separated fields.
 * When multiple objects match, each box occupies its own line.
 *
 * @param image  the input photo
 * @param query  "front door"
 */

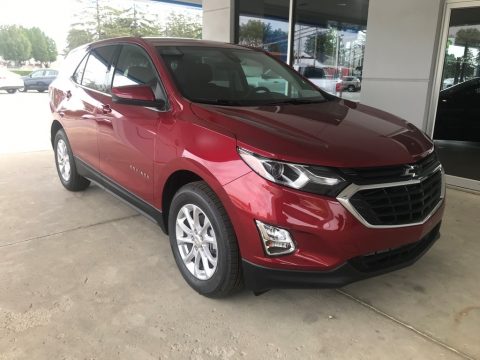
xmin=98 ymin=44 xmax=168 ymax=204
xmin=432 ymin=3 xmax=480 ymax=189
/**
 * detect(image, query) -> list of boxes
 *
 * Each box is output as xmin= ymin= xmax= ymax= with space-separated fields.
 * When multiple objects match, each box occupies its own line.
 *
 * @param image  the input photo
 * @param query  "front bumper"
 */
xmin=243 ymin=223 xmax=441 ymax=292
xmin=223 ymin=171 xmax=445 ymax=271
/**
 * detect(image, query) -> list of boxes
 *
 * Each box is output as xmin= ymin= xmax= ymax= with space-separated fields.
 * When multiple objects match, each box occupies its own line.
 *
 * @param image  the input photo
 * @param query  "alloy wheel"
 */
xmin=175 ymin=204 xmax=218 ymax=280
xmin=56 ymin=139 xmax=71 ymax=182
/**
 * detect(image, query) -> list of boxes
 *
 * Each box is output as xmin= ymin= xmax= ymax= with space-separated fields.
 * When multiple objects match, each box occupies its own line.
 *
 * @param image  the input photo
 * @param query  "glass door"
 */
xmin=432 ymin=4 xmax=480 ymax=188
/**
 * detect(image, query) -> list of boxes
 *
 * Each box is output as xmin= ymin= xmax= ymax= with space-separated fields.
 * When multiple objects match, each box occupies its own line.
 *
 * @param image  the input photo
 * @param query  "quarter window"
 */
xmin=81 ymin=45 xmax=117 ymax=93
xmin=72 ymin=55 xmax=88 ymax=84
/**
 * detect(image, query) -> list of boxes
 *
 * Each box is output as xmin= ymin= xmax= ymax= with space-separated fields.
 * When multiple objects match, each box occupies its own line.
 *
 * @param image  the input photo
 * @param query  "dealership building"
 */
xmin=179 ymin=0 xmax=480 ymax=192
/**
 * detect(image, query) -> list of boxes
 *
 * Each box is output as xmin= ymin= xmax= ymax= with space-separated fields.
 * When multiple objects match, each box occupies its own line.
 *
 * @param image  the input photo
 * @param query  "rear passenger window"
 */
xmin=112 ymin=44 xmax=166 ymax=101
xmin=81 ymin=45 xmax=117 ymax=93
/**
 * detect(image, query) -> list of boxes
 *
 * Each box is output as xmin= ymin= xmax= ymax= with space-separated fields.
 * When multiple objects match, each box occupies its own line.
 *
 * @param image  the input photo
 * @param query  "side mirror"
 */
xmin=112 ymin=85 xmax=165 ymax=109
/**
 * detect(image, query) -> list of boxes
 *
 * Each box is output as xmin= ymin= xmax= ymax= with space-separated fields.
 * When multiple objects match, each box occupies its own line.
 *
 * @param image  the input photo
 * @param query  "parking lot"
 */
xmin=1 ymin=91 xmax=480 ymax=359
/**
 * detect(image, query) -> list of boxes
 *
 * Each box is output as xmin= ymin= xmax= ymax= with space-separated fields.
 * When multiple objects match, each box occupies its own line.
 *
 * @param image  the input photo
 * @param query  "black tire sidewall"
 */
xmin=168 ymin=185 xmax=235 ymax=296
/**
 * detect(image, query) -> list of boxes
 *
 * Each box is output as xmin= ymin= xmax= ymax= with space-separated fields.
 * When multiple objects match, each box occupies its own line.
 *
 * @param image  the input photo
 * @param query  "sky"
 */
xmin=0 ymin=0 xmax=201 ymax=53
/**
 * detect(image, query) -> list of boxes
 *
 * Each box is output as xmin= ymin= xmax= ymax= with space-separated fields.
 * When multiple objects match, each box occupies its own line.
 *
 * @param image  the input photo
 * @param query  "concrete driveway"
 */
xmin=1 ymin=92 xmax=479 ymax=360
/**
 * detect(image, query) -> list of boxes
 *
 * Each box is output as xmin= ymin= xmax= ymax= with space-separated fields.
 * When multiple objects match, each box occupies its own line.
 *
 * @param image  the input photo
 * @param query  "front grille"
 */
xmin=349 ymin=170 xmax=443 ymax=226
xmin=349 ymin=223 xmax=440 ymax=272
xmin=341 ymin=152 xmax=439 ymax=185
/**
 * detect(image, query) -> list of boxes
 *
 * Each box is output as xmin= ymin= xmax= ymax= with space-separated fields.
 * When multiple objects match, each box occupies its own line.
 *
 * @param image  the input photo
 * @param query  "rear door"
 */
xmin=61 ymin=45 xmax=117 ymax=169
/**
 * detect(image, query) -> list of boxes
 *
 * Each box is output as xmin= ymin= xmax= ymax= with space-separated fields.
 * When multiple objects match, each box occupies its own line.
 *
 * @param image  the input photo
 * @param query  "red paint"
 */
xmin=50 ymin=37 xmax=444 ymax=273
xmin=112 ymin=85 xmax=156 ymax=101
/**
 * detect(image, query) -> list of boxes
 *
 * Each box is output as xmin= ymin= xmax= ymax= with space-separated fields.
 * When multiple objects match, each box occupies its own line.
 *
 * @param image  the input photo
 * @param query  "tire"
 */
xmin=6 ymin=89 xmax=16 ymax=94
xmin=168 ymin=181 xmax=243 ymax=297
xmin=347 ymin=85 xmax=355 ymax=92
xmin=20 ymin=87 xmax=27 ymax=92
xmin=54 ymin=129 xmax=90 ymax=191
xmin=37 ymin=89 xmax=46 ymax=93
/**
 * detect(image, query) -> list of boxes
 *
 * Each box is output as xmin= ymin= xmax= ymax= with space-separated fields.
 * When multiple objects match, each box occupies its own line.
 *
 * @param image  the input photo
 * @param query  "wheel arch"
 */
xmin=159 ymin=158 xmax=244 ymax=237
xmin=51 ymin=120 xmax=63 ymax=147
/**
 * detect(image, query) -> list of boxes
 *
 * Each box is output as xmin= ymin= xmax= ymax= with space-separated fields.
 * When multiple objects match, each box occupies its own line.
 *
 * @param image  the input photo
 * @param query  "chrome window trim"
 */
xmin=336 ymin=165 xmax=446 ymax=229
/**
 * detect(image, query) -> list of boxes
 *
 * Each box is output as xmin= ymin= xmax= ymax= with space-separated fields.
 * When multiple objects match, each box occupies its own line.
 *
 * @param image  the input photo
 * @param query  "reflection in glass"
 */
xmin=293 ymin=0 xmax=368 ymax=100
xmin=237 ymin=0 xmax=290 ymax=62
xmin=433 ymin=7 xmax=480 ymax=181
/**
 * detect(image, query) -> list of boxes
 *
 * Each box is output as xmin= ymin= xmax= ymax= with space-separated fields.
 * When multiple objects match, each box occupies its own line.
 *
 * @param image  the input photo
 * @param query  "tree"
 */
xmin=163 ymin=13 xmax=201 ymax=39
xmin=45 ymin=37 xmax=58 ymax=64
xmin=455 ymin=28 xmax=480 ymax=82
xmin=304 ymin=27 xmax=338 ymax=65
xmin=66 ymin=29 xmax=94 ymax=52
xmin=0 ymin=25 xmax=32 ymax=64
xmin=65 ymin=0 xmax=166 ymax=52
xmin=25 ymin=27 xmax=57 ymax=65
xmin=238 ymin=19 xmax=287 ymax=58
xmin=239 ymin=20 xmax=271 ymax=47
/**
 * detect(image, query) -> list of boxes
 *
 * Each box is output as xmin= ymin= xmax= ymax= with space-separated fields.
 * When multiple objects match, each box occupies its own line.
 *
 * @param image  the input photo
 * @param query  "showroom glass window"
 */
xmin=293 ymin=0 xmax=369 ymax=98
xmin=236 ymin=0 xmax=290 ymax=62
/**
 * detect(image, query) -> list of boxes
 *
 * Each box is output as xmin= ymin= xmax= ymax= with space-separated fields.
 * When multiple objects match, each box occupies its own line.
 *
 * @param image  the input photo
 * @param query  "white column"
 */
xmin=360 ymin=0 xmax=443 ymax=129
xmin=202 ymin=0 xmax=235 ymax=43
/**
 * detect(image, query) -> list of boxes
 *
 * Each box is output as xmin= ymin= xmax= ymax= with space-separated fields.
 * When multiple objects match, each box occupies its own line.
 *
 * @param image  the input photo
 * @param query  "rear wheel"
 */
xmin=6 ymin=89 xmax=16 ymax=94
xmin=54 ymin=129 xmax=90 ymax=191
xmin=168 ymin=181 xmax=243 ymax=297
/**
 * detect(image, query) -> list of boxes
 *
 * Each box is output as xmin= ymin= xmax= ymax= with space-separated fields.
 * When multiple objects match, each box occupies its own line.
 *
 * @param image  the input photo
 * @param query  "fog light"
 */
xmin=255 ymin=220 xmax=296 ymax=256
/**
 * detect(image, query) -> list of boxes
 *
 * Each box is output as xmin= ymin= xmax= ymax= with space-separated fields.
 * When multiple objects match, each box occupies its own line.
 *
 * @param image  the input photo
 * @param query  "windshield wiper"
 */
xmin=194 ymin=98 xmax=245 ymax=106
xmin=268 ymin=98 xmax=326 ymax=105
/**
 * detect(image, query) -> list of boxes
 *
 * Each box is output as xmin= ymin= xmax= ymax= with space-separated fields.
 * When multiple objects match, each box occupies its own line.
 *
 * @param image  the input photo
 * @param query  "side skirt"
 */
xmin=75 ymin=157 xmax=167 ymax=233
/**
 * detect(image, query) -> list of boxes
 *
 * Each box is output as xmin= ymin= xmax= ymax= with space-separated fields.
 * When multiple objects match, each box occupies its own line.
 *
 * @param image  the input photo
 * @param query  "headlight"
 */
xmin=238 ymin=148 xmax=348 ymax=197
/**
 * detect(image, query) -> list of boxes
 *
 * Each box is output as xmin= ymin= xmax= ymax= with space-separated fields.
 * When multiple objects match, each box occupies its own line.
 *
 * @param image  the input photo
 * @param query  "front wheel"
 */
xmin=168 ymin=182 xmax=243 ymax=297
xmin=54 ymin=129 xmax=90 ymax=191
xmin=6 ymin=89 xmax=17 ymax=94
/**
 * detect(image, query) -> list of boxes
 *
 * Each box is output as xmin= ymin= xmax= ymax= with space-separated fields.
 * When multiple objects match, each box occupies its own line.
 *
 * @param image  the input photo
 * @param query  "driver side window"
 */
xmin=112 ymin=44 xmax=166 ymax=102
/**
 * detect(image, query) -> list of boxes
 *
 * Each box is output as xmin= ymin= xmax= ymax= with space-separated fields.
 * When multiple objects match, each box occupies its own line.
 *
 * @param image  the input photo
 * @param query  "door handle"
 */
xmin=100 ymin=104 xmax=112 ymax=114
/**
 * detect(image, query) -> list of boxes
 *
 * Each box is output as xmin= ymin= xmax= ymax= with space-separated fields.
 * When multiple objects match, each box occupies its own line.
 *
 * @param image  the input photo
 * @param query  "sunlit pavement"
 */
xmin=0 ymin=89 xmax=479 ymax=359
xmin=0 ymin=91 xmax=51 ymax=154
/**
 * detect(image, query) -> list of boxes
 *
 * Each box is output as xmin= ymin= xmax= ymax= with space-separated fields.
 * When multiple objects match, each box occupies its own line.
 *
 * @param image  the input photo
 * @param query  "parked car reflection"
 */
xmin=434 ymin=77 xmax=480 ymax=142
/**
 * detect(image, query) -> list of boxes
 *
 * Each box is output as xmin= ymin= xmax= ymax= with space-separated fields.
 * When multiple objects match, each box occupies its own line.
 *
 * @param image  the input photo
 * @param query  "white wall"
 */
xmin=360 ymin=0 xmax=443 ymax=129
xmin=202 ymin=0 xmax=234 ymax=42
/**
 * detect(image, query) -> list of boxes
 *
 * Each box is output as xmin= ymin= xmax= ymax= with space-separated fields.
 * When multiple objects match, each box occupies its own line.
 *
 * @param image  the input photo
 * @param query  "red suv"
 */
xmin=49 ymin=38 xmax=445 ymax=297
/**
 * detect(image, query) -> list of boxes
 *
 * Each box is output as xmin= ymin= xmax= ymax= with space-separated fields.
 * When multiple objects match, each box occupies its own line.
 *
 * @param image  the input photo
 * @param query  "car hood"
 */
xmin=190 ymin=99 xmax=433 ymax=168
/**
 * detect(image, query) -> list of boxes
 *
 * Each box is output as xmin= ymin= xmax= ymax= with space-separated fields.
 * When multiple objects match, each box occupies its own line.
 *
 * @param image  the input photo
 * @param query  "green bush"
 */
xmin=11 ymin=70 xmax=32 ymax=76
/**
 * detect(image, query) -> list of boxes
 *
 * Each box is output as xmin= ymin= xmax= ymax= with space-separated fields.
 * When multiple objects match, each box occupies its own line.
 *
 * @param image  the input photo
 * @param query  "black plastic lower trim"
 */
xmin=75 ymin=157 xmax=167 ymax=232
xmin=242 ymin=224 xmax=441 ymax=292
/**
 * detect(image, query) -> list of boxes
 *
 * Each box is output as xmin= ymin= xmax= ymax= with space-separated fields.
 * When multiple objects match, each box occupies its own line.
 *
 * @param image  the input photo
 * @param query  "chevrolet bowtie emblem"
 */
xmin=403 ymin=165 xmax=418 ymax=178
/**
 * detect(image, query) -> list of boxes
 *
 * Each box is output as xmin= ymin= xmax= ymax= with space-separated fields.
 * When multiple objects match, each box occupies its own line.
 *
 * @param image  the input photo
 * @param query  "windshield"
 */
xmin=156 ymin=46 xmax=328 ymax=106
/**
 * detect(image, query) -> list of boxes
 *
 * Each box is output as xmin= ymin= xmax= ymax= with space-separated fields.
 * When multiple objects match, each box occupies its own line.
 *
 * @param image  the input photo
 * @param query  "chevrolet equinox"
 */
xmin=49 ymin=38 xmax=445 ymax=297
